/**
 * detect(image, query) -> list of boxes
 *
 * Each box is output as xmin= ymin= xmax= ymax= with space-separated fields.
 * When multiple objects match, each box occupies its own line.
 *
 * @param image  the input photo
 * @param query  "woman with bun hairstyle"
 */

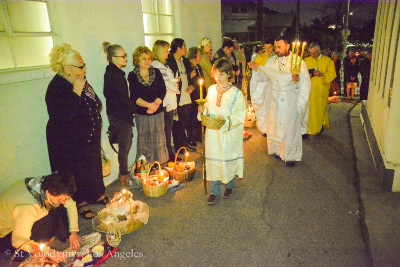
xmin=46 ymin=43 xmax=108 ymax=219
xmin=103 ymin=42 xmax=136 ymax=187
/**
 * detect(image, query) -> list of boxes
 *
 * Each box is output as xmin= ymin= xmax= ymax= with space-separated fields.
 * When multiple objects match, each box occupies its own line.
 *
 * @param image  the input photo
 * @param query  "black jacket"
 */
xmin=103 ymin=63 xmax=136 ymax=124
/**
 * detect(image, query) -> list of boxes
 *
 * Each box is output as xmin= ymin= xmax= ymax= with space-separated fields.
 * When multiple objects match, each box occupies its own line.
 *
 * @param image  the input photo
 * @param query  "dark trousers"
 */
xmin=172 ymin=104 xmax=191 ymax=152
xmin=360 ymin=76 xmax=370 ymax=100
xmin=187 ymin=103 xmax=201 ymax=142
xmin=108 ymin=116 xmax=133 ymax=175
xmin=163 ymin=108 xmax=174 ymax=156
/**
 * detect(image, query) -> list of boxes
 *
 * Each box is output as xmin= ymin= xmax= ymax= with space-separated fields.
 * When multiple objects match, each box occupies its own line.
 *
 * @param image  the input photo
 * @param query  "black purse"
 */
xmin=107 ymin=125 xmax=118 ymax=153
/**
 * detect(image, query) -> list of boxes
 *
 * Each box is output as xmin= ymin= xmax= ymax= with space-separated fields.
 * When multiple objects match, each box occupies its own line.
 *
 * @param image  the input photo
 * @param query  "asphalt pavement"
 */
xmin=7 ymin=100 xmax=400 ymax=267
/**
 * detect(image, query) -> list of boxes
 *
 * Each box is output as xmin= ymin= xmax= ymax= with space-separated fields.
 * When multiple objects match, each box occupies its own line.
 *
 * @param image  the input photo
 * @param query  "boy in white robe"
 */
xmin=199 ymin=58 xmax=246 ymax=205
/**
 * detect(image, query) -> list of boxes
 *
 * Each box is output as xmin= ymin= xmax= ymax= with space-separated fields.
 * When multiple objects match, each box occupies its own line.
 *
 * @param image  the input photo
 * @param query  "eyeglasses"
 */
xmin=113 ymin=54 xmax=127 ymax=59
xmin=69 ymin=63 xmax=86 ymax=69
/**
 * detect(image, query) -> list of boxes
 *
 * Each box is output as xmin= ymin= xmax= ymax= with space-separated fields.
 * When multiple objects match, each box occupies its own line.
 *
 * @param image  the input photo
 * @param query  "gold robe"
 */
xmin=304 ymin=55 xmax=336 ymax=135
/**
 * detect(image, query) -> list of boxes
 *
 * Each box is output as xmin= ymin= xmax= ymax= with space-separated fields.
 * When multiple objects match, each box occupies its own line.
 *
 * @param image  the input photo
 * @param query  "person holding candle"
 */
xmin=166 ymin=38 xmax=196 ymax=154
xmin=249 ymin=36 xmax=311 ymax=167
xmin=151 ymin=40 xmax=180 ymax=162
xmin=250 ymin=38 xmax=275 ymax=137
xmin=199 ymin=58 xmax=246 ymax=205
xmin=128 ymin=46 xmax=169 ymax=163
xmin=187 ymin=47 xmax=206 ymax=147
xmin=0 ymin=172 xmax=81 ymax=265
xmin=304 ymin=42 xmax=337 ymax=136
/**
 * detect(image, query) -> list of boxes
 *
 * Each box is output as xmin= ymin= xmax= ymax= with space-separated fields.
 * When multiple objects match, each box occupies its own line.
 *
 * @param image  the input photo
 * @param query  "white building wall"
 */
xmin=0 ymin=0 xmax=221 ymax=194
xmin=365 ymin=1 xmax=400 ymax=191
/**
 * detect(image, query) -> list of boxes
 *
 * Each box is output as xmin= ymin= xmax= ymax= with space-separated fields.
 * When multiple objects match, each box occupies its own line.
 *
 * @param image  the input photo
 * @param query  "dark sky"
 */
xmin=264 ymin=0 xmax=378 ymax=25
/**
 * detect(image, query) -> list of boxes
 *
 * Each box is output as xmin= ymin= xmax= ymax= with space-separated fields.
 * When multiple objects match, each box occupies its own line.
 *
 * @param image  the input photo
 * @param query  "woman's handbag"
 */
xmin=107 ymin=124 xmax=118 ymax=153
xmin=101 ymin=147 xmax=111 ymax=178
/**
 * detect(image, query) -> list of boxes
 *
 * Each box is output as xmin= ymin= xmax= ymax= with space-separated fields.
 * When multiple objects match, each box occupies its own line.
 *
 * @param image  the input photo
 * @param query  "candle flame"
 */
xmin=199 ymin=79 xmax=203 ymax=85
xmin=185 ymin=152 xmax=189 ymax=157
xmin=122 ymin=189 xmax=126 ymax=194
xmin=39 ymin=243 xmax=44 ymax=251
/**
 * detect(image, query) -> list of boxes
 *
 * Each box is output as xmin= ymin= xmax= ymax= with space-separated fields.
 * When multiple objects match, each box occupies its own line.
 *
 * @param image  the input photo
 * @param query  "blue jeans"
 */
xmin=210 ymin=178 xmax=236 ymax=198
xmin=108 ymin=116 xmax=133 ymax=175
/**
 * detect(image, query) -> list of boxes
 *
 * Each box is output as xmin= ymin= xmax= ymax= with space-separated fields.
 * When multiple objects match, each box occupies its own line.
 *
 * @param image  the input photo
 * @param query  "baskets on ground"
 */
xmin=165 ymin=147 xmax=197 ymax=183
xmin=141 ymin=161 xmax=169 ymax=197
xmin=201 ymin=114 xmax=226 ymax=130
xmin=92 ymin=190 xmax=149 ymax=235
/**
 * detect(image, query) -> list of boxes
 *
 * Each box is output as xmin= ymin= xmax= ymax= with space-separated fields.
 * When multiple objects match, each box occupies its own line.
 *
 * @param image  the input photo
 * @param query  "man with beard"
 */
xmin=249 ymin=36 xmax=311 ymax=167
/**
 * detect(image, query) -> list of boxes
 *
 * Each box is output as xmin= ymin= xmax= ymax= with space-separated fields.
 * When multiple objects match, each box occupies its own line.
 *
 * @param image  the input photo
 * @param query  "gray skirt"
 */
xmin=135 ymin=112 xmax=168 ymax=164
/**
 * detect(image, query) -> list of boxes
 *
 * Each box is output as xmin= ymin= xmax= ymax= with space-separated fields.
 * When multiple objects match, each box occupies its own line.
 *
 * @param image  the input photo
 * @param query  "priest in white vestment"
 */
xmin=250 ymin=36 xmax=311 ymax=166
xmin=200 ymin=58 xmax=246 ymax=205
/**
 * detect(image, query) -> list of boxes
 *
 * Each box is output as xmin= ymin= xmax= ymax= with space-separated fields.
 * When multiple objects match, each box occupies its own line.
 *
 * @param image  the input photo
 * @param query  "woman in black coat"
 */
xmin=46 ymin=43 xmax=108 ymax=219
xmin=103 ymin=42 xmax=136 ymax=187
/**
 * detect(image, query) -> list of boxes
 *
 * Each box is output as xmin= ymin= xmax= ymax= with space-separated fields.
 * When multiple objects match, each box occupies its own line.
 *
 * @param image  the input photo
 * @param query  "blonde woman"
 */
xmin=128 ymin=46 xmax=168 ymax=163
xmin=152 ymin=40 xmax=180 ymax=162
xmin=198 ymin=37 xmax=215 ymax=90
xmin=46 ymin=43 xmax=108 ymax=219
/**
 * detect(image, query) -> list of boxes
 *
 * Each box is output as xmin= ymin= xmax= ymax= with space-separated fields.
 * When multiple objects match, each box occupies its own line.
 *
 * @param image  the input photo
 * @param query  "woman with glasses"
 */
xmin=128 ymin=46 xmax=168 ymax=163
xmin=45 ymin=43 xmax=108 ymax=220
xmin=0 ymin=172 xmax=81 ymax=265
xmin=103 ymin=42 xmax=136 ymax=187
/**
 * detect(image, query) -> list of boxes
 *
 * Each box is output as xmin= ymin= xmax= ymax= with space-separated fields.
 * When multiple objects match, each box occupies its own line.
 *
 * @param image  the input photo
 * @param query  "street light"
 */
xmin=342 ymin=0 xmax=351 ymax=58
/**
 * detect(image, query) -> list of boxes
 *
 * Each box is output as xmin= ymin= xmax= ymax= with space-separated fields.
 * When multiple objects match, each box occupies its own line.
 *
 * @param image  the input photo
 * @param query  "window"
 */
xmin=141 ymin=0 xmax=173 ymax=47
xmin=0 ymin=0 xmax=54 ymax=70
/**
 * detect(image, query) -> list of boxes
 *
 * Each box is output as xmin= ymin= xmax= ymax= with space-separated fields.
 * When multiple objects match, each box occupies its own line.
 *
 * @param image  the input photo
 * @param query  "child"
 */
xmin=199 ymin=58 xmax=246 ymax=205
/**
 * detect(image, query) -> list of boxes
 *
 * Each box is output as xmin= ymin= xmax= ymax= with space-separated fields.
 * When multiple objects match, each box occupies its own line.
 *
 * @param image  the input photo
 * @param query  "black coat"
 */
xmin=103 ymin=63 xmax=136 ymax=124
xmin=45 ymin=75 xmax=105 ymax=203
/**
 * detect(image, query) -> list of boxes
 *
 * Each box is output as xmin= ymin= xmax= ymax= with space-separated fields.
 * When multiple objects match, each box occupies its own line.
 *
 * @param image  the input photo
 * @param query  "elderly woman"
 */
xmin=46 ymin=43 xmax=108 ymax=219
xmin=0 ymin=172 xmax=81 ymax=264
xmin=128 ymin=46 xmax=168 ymax=163
xmin=198 ymin=37 xmax=215 ymax=90
xmin=103 ymin=42 xmax=136 ymax=187
xmin=151 ymin=40 xmax=180 ymax=162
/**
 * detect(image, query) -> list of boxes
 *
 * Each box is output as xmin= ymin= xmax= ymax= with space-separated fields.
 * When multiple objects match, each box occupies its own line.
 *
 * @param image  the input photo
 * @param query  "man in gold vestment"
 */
xmin=304 ymin=43 xmax=336 ymax=136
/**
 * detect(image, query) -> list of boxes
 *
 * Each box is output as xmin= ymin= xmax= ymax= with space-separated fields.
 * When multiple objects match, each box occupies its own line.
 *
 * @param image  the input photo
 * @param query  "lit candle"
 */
xmin=199 ymin=79 xmax=203 ymax=100
xmin=300 ymin=42 xmax=306 ymax=61
xmin=296 ymin=42 xmax=300 ymax=67
xmin=39 ymin=243 xmax=44 ymax=252
xmin=185 ymin=152 xmax=189 ymax=163
xmin=291 ymin=42 xmax=295 ymax=66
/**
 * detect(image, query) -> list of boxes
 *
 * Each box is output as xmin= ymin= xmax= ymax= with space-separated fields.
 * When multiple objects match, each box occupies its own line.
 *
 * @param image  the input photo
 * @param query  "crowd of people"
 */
xmin=0 ymin=35 xmax=373 ymax=264
xmin=0 ymin=36 xmax=249 ymax=263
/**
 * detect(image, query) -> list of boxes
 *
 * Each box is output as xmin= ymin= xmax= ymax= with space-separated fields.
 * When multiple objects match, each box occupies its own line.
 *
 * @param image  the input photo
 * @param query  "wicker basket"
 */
xmin=92 ymin=191 xmax=149 ymax=235
xmin=201 ymin=114 xmax=226 ymax=130
xmin=141 ymin=161 xmax=169 ymax=197
xmin=101 ymin=148 xmax=111 ymax=178
xmin=165 ymin=147 xmax=197 ymax=183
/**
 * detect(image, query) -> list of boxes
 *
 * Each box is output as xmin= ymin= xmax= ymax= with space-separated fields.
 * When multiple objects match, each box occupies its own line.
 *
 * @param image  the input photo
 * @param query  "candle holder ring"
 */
xmin=195 ymin=99 xmax=207 ymax=106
